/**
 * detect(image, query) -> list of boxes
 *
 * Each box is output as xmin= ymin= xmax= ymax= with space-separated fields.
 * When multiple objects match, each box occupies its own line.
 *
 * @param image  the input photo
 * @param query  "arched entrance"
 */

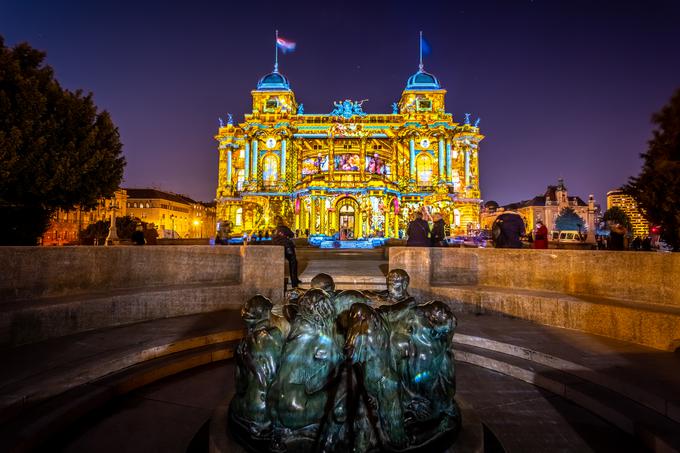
xmin=336 ymin=197 xmax=359 ymax=239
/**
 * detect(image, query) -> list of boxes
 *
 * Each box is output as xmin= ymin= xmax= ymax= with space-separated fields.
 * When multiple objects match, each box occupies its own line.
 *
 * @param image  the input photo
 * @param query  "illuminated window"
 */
xmin=416 ymin=98 xmax=432 ymax=112
xmin=262 ymin=154 xmax=279 ymax=186
xmin=416 ymin=153 xmax=433 ymax=186
xmin=236 ymin=169 xmax=245 ymax=191
xmin=235 ymin=208 xmax=243 ymax=226
xmin=265 ymin=97 xmax=279 ymax=112
xmin=454 ymin=209 xmax=461 ymax=226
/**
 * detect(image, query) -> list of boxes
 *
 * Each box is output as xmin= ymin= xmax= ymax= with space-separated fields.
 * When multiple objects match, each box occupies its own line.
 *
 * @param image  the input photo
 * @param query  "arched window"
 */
xmin=454 ymin=209 xmax=461 ymax=227
xmin=262 ymin=154 xmax=279 ymax=186
xmin=236 ymin=169 xmax=245 ymax=191
xmin=235 ymin=208 xmax=243 ymax=226
xmin=416 ymin=153 xmax=433 ymax=186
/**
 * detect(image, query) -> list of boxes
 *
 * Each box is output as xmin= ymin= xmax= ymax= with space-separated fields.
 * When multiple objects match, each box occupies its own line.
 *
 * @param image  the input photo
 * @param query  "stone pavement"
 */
xmin=2 ymin=302 xmax=680 ymax=451
xmin=51 ymin=362 xmax=641 ymax=453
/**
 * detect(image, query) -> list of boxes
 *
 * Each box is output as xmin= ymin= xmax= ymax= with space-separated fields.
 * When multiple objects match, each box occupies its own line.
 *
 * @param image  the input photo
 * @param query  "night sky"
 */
xmin=2 ymin=0 xmax=680 ymax=206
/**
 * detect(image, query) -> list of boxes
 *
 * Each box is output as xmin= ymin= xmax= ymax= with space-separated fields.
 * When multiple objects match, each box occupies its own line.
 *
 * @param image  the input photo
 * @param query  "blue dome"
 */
xmin=256 ymin=71 xmax=291 ymax=91
xmin=405 ymin=70 xmax=441 ymax=90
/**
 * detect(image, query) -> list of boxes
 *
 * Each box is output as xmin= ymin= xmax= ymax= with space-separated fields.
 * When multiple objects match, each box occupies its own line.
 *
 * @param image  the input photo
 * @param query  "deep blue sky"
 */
xmin=3 ymin=0 xmax=680 ymax=205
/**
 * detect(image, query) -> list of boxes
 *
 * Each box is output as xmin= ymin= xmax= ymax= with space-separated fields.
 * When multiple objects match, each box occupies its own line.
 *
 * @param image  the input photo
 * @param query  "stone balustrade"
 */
xmin=389 ymin=247 xmax=680 ymax=351
xmin=0 ymin=246 xmax=283 ymax=346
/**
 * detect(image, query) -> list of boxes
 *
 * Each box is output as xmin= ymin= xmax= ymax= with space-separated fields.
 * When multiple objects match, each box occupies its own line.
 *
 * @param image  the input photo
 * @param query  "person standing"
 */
xmin=533 ymin=220 xmax=549 ymax=249
xmin=430 ymin=212 xmax=447 ymax=247
xmin=273 ymin=216 xmax=300 ymax=288
xmin=608 ymin=223 xmax=626 ymax=251
xmin=406 ymin=211 xmax=430 ymax=246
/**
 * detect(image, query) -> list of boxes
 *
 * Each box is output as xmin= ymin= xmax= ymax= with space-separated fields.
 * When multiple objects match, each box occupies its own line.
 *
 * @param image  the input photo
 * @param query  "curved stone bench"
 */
xmin=390 ymin=247 xmax=680 ymax=351
xmin=0 ymin=246 xmax=283 ymax=347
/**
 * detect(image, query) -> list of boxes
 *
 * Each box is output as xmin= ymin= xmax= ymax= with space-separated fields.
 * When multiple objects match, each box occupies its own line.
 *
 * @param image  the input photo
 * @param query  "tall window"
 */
xmin=235 ymin=208 xmax=243 ymax=226
xmin=236 ymin=169 xmax=245 ymax=191
xmin=262 ymin=154 xmax=279 ymax=186
xmin=416 ymin=154 xmax=433 ymax=186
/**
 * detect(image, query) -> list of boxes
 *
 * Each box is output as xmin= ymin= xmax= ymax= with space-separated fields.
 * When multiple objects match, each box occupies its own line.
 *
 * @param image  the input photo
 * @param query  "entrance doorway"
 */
xmin=336 ymin=197 xmax=359 ymax=239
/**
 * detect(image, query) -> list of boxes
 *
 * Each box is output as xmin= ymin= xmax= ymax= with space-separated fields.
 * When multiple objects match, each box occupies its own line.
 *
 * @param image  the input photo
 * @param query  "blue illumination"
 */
xmin=414 ymin=371 xmax=430 ymax=383
xmin=405 ymin=70 xmax=441 ymax=90
xmin=256 ymin=72 xmax=291 ymax=91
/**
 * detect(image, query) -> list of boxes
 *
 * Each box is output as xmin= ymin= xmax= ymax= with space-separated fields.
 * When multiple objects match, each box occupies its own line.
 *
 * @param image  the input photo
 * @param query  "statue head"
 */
xmin=285 ymin=287 xmax=306 ymax=304
xmin=386 ymin=269 xmax=410 ymax=300
xmin=418 ymin=300 xmax=456 ymax=338
xmin=241 ymin=295 xmax=273 ymax=328
xmin=297 ymin=288 xmax=335 ymax=327
xmin=311 ymin=273 xmax=335 ymax=293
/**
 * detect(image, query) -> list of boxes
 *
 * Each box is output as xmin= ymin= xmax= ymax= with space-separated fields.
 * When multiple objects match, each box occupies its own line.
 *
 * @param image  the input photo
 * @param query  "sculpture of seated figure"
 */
xmin=229 ymin=295 xmax=284 ymax=439
xmin=372 ymin=269 xmax=419 ymax=326
xmin=310 ymin=272 xmax=336 ymax=295
xmin=392 ymin=301 xmax=460 ymax=441
xmin=229 ymin=270 xmax=461 ymax=453
xmin=345 ymin=302 xmax=407 ymax=451
xmin=267 ymin=289 xmax=343 ymax=447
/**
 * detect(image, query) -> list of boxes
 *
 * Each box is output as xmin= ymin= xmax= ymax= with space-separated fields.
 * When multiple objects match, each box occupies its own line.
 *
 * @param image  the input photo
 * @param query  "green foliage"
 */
xmin=554 ymin=207 xmax=585 ymax=232
xmin=602 ymin=206 xmax=632 ymax=232
xmin=625 ymin=88 xmax=680 ymax=251
xmin=0 ymin=36 xmax=125 ymax=244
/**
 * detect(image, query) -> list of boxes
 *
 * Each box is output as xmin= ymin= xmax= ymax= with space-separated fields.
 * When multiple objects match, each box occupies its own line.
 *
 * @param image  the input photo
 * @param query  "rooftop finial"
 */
xmin=419 ymin=31 xmax=424 ymax=72
xmin=274 ymin=30 xmax=279 ymax=73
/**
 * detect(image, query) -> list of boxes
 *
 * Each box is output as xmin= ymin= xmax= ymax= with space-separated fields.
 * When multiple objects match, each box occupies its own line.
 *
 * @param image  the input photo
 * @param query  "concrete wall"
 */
xmin=390 ymin=248 xmax=680 ymax=351
xmin=0 ymin=246 xmax=284 ymax=346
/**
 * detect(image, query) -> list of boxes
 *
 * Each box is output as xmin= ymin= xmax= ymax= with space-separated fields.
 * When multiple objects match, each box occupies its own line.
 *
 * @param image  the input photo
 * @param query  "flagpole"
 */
xmin=274 ymin=30 xmax=279 ymax=73
xmin=419 ymin=31 xmax=423 ymax=72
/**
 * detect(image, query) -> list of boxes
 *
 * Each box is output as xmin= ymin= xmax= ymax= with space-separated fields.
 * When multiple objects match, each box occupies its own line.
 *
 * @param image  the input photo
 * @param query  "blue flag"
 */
xmin=421 ymin=36 xmax=432 ymax=56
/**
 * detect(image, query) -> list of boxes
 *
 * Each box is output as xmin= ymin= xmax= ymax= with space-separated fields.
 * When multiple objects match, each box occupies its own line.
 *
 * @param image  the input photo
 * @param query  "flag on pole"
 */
xmin=421 ymin=36 xmax=432 ymax=56
xmin=276 ymin=36 xmax=296 ymax=53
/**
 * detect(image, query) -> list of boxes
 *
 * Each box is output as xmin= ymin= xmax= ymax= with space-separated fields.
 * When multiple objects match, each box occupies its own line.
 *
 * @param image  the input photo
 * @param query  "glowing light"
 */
xmin=414 ymin=371 xmax=430 ymax=383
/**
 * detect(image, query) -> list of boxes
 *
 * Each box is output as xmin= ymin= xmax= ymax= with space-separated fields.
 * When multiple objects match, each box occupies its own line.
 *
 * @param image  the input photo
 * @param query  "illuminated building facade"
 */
xmin=125 ymin=188 xmax=217 ymax=239
xmin=215 ymin=59 xmax=483 ymax=238
xmin=481 ymin=179 xmax=598 ymax=242
xmin=41 ymin=189 xmax=128 ymax=246
xmin=606 ymin=189 xmax=650 ymax=238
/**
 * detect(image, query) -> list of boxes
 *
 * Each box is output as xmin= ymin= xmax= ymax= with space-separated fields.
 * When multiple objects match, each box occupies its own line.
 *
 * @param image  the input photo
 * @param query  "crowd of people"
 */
xmin=404 ymin=208 xmax=450 ymax=247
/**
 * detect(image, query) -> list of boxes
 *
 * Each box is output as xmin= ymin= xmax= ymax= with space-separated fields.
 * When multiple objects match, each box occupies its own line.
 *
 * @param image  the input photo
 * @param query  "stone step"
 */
xmin=298 ymin=259 xmax=387 ymax=291
xmin=453 ymin=340 xmax=680 ymax=452
xmin=0 ymin=340 xmax=238 ymax=452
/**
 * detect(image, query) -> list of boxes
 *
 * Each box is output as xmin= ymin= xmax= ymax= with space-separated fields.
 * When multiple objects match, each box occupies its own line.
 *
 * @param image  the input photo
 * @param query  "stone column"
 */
xmin=446 ymin=141 xmax=452 ymax=182
xmin=320 ymin=197 xmax=326 ymax=235
xmin=251 ymin=139 xmax=258 ymax=181
xmin=464 ymin=148 xmax=470 ymax=187
xmin=227 ymin=149 xmax=233 ymax=187
xmin=280 ymin=139 xmax=287 ymax=180
xmin=244 ymin=142 xmax=250 ymax=181
xmin=360 ymin=138 xmax=366 ymax=180
xmin=409 ymin=138 xmax=416 ymax=180
xmin=329 ymin=139 xmax=335 ymax=179
xmin=384 ymin=197 xmax=390 ymax=237
xmin=438 ymin=138 xmax=445 ymax=182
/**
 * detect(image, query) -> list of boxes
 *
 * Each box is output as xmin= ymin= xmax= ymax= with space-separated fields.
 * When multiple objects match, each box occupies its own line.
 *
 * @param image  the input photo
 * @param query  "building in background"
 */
xmin=125 ymin=188 xmax=216 ymax=239
xmin=606 ymin=189 xmax=650 ymax=238
xmin=481 ymin=179 xmax=598 ymax=242
xmin=215 ymin=51 xmax=483 ymax=238
xmin=41 ymin=189 xmax=128 ymax=246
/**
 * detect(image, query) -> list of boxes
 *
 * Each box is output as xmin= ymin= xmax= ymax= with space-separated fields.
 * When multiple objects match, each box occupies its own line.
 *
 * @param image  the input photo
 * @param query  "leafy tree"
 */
xmin=602 ymin=206 xmax=632 ymax=232
xmin=554 ymin=207 xmax=585 ymax=232
xmin=625 ymin=88 xmax=680 ymax=251
xmin=0 ymin=36 xmax=125 ymax=245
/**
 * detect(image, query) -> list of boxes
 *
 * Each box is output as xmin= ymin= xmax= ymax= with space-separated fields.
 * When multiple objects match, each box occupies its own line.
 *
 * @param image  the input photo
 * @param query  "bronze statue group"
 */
xmin=229 ymin=270 xmax=460 ymax=453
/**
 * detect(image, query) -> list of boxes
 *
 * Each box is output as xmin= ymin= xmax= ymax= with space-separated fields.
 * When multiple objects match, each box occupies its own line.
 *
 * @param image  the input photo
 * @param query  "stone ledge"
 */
xmin=0 ymin=283 xmax=250 ymax=347
xmin=430 ymin=285 xmax=680 ymax=351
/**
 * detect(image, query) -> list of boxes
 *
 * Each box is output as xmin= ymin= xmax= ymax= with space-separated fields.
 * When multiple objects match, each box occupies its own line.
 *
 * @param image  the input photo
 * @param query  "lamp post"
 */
xmin=170 ymin=214 xmax=175 ymax=239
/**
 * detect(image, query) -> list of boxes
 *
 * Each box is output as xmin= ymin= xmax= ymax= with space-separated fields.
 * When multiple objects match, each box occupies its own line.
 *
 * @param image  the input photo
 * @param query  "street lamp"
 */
xmin=170 ymin=214 xmax=175 ymax=239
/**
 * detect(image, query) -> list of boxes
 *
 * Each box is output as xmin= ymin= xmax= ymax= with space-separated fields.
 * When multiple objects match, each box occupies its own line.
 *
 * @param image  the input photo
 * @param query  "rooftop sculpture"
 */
xmin=229 ymin=269 xmax=461 ymax=452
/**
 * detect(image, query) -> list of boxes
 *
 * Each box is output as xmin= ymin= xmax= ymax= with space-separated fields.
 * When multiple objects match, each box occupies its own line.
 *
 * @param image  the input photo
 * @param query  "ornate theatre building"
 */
xmin=215 ymin=60 xmax=483 ymax=239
